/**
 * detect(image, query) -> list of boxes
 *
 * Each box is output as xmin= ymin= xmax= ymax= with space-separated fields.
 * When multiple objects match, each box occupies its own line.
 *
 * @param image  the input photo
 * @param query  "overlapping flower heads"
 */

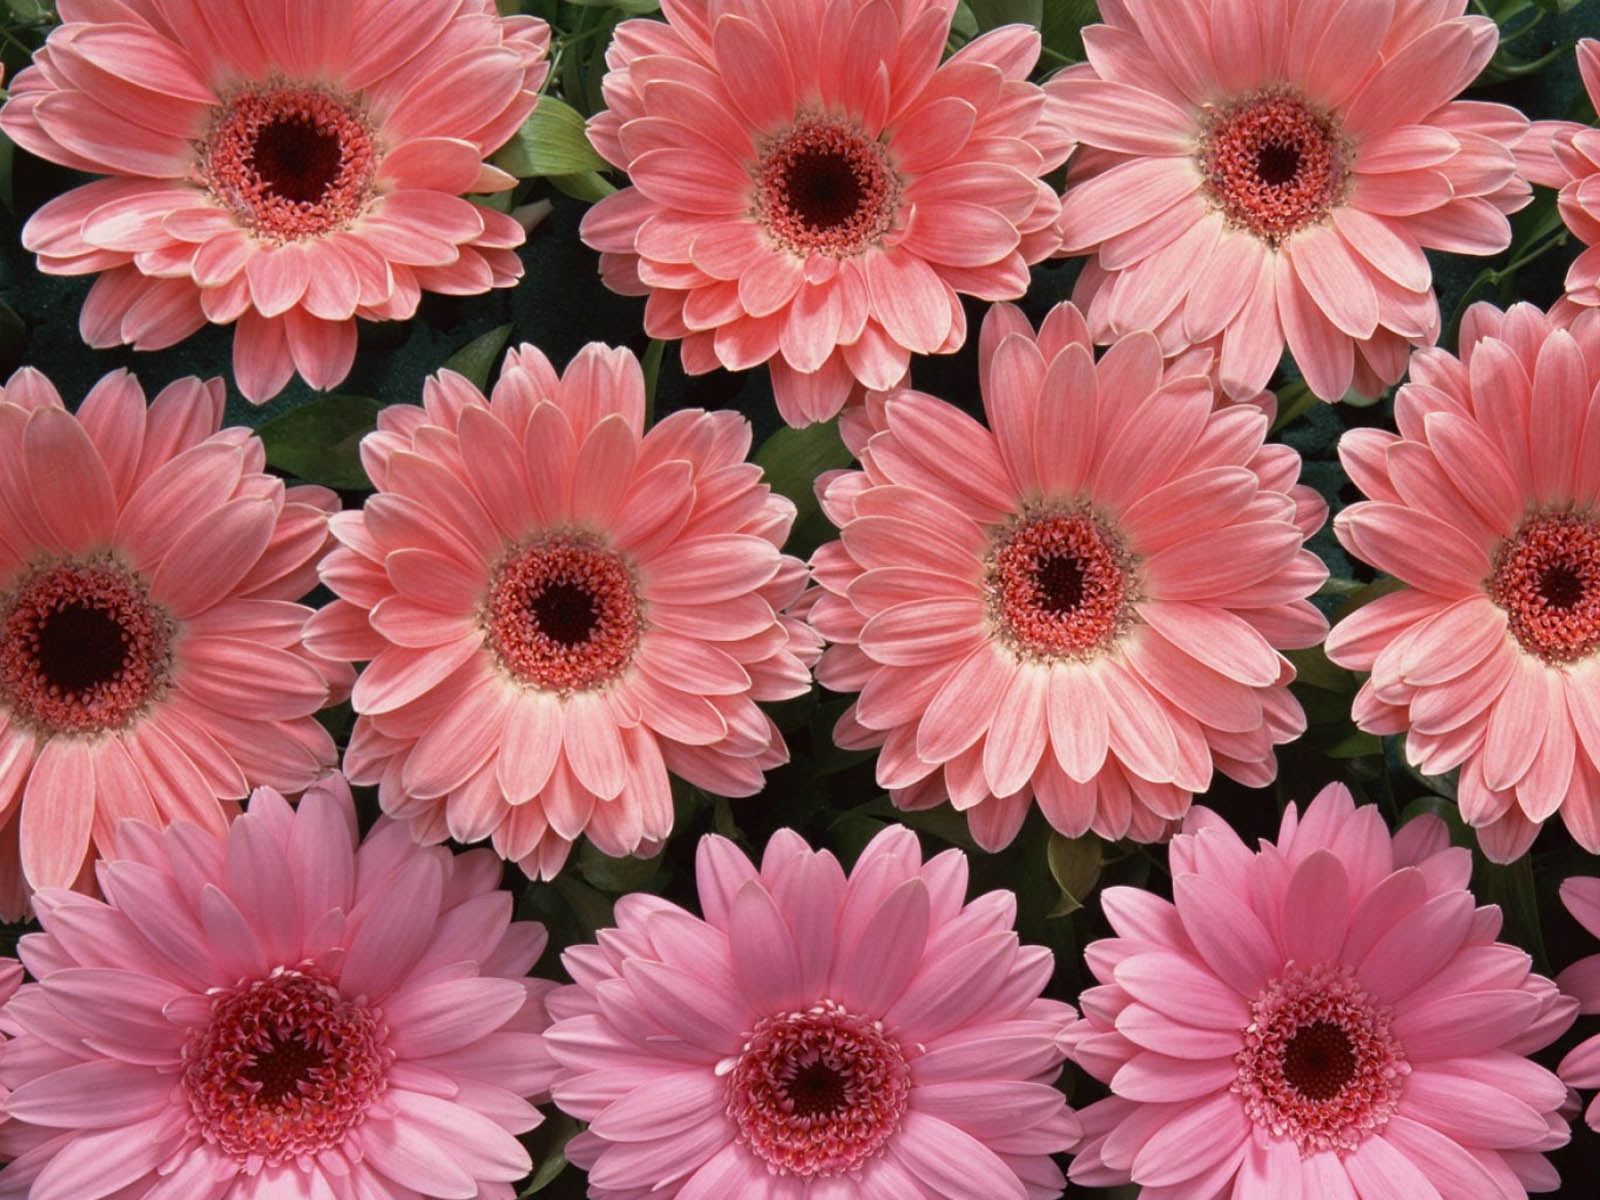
xmin=0 ymin=775 xmax=558 ymax=1200
xmin=1329 ymin=302 xmax=1600 ymax=861
xmin=580 ymin=0 xmax=1073 ymax=426
xmin=308 ymin=342 xmax=818 ymax=881
xmin=543 ymin=824 xmax=1079 ymax=1197
xmin=0 ymin=367 xmax=343 ymax=917
xmin=1522 ymin=39 xmax=1600 ymax=312
xmin=1066 ymin=783 xmax=1576 ymax=1198
xmin=0 ymin=0 xmax=549 ymax=401
xmin=1052 ymin=0 xmax=1533 ymax=401
xmin=807 ymin=301 xmax=1327 ymax=849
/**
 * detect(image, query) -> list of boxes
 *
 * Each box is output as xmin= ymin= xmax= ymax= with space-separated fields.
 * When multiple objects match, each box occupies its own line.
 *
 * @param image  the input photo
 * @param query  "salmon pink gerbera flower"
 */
xmin=0 ymin=0 xmax=549 ymax=402
xmin=0 ymin=774 xmax=558 ymax=1200
xmin=806 ymin=301 xmax=1327 ymax=850
xmin=1328 ymin=302 xmax=1600 ymax=861
xmin=0 ymin=367 xmax=343 ymax=918
xmin=1519 ymin=40 xmax=1600 ymax=311
xmin=1066 ymin=783 xmax=1577 ymax=1198
xmin=580 ymin=0 xmax=1073 ymax=427
xmin=1052 ymin=0 xmax=1533 ymax=402
xmin=306 ymin=342 xmax=818 ymax=880
xmin=543 ymin=824 xmax=1080 ymax=1198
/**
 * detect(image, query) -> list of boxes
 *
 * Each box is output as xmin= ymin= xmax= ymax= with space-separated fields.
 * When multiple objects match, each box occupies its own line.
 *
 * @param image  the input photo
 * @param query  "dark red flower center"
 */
xmin=203 ymin=86 xmax=377 ymax=240
xmin=986 ymin=509 xmax=1135 ymax=660
xmin=726 ymin=999 xmax=911 ymax=1178
xmin=182 ymin=969 xmax=390 ymax=1165
xmin=755 ymin=118 xmax=900 ymax=257
xmin=1234 ymin=963 xmax=1408 ymax=1155
xmin=1200 ymin=89 xmax=1350 ymax=245
xmin=1490 ymin=510 xmax=1600 ymax=663
xmin=484 ymin=534 xmax=642 ymax=693
xmin=0 ymin=558 xmax=174 ymax=736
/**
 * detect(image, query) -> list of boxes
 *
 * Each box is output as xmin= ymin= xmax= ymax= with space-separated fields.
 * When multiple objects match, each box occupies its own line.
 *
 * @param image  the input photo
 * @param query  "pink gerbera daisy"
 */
xmin=580 ymin=0 xmax=1073 ymax=427
xmin=1052 ymin=0 xmax=1533 ymax=402
xmin=1066 ymin=783 xmax=1577 ymax=1198
xmin=543 ymin=823 xmax=1079 ymax=1197
xmin=0 ymin=774 xmax=557 ymax=1200
xmin=0 ymin=0 xmax=548 ymax=402
xmin=0 ymin=367 xmax=343 ymax=917
xmin=0 ymin=956 xmax=19 ymax=1119
xmin=1518 ymin=40 xmax=1600 ymax=310
xmin=306 ymin=341 xmax=818 ymax=880
xmin=1327 ymin=301 xmax=1600 ymax=861
xmin=1557 ymin=875 xmax=1600 ymax=1132
xmin=806 ymin=301 xmax=1327 ymax=850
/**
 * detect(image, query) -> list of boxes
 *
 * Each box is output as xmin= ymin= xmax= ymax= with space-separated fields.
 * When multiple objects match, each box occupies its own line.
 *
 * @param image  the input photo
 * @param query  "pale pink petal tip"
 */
xmin=1068 ymin=782 xmax=1574 ymax=1197
xmin=543 ymin=826 xmax=1078 ymax=1197
xmin=0 ymin=1 xmax=552 ymax=402
xmin=0 ymin=777 xmax=555 ymax=1198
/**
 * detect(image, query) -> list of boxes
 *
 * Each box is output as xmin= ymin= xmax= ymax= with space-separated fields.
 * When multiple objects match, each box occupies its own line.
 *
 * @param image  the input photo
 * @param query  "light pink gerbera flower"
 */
xmin=806 ymin=301 xmax=1327 ymax=850
xmin=580 ymin=0 xmax=1073 ymax=427
xmin=1327 ymin=301 xmax=1600 ymax=861
xmin=0 ymin=774 xmax=557 ymax=1200
xmin=1052 ymin=0 xmax=1533 ymax=402
xmin=1066 ymin=783 xmax=1577 ymax=1197
xmin=0 ymin=367 xmax=343 ymax=918
xmin=0 ymin=956 xmax=18 ymax=1119
xmin=544 ymin=823 xmax=1079 ymax=1197
xmin=0 ymin=0 xmax=548 ymax=402
xmin=1557 ymin=875 xmax=1600 ymax=1132
xmin=306 ymin=342 xmax=818 ymax=880
xmin=1518 ymin=40 xmax=1600 ymax=311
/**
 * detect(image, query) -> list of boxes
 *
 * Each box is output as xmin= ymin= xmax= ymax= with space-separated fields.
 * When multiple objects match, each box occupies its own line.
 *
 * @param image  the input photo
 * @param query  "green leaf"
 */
xmin=753 ymin=420 xmax=853 ymax=550
xmin=547 ymin=170 xmax=618 ymax=202
xmin=553 ymin=874 xmax=616 ymax=939
xmin=1045 ymin=832 xmax=1102 ymax=917
xmin=577 ymin=839 xmax=664 ymax=894
xmin=494 ymin=96 xmax=610 ymax=178
xmin=257 ymin=394 xmax=381 ymax=489
xmin=443 ymin=324 xmax=514 ymax=391
xmin=519 ymin=1112 xmax=580 ymax=1195
xmin=967 ymin=0 xmax=1043 ymax=28
xmin=1283 ymin=646 xmax=1356 ymax=694
xmin=1474 ymin=851 xmax=1549 ymax=972
xmin=1040 ymin=0 xmax=1098 ymax=61
xmin=565 ymin=0 xmax=660 ymax=9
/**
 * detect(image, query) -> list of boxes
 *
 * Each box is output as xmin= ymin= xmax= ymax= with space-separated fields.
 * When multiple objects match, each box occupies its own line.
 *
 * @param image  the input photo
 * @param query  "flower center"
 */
xmin=1234 ymin=963 xmax=1408 ymax=1156
xmin=1489 ymin=510 xmax=1600 ymax=664
xmin=754 ymin=118 xmax=900 ymax=257
xmin=0 ymin=558 xmax=175 ymax=736
xmin=202 ymin=86 xmax=377 ymax=241
xmin=1199 ymin=89 xmax=1350 ymax=245
xmin=182 ymin=968 xmax=390 ymax=1165
xmin=726 ymin=999 xmax=912 ymax=1178
xmin=985 ymin=509 xmax=1135 ymax=661
xmin=483 ymin=533 xmax=642 ymax=693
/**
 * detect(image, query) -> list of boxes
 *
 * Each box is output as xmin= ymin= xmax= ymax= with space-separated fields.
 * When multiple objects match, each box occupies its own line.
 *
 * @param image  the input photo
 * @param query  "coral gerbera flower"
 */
xmin=1518 ymin=40 xmax=1600 ymax=311
xmin=806 ymin=301 xmax=1327 ymax=850
xmin=0 ymin=775 xmax=558 ymax=1200
xmin=0 ymin=0 xmax=549 ymax=402
xmin=1051 ymin=0 xmax=1532 ymax=402
xmin=306 ymin=342 xmax=818 ymax=880
xmin=1557 ymin=875 xmax=1600 ymax=1132
xmin=1066 ymin=783 xmax=1577 ymax=1198
xmin=1328 ymin=302 xmax=1600 ymax=861
xmin=580 ymin=0 xmax=1072 ymax=427
xmin=543 ymin=824 xmax=1079 ymax=1197
xmin=0 ymin=367 xmax=342 ymax=918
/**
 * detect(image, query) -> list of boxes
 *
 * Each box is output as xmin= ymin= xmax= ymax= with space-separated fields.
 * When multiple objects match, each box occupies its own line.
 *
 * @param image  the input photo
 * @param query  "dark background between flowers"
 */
xmin=2 ymin=0 xmax=1600 ymax=1195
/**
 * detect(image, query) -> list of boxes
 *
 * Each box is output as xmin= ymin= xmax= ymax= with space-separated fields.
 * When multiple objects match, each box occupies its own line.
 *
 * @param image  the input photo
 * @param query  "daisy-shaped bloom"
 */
xmin=1518 ymin=41 xmax=1600 ymax=311
xmin=1328 ymin=302 xmax=1600 ymax=861
xmin=1558 ymin=875 xmax=1600 ymax=1132
xmin=806 ymin=301 xmax=1327 ymax=850
xmin=0 ymin=775 xmax=557 ymax=1200
xmin=0 ymin=367 xmax=343 ymax=918
xmin=1052 ymin=0 xmax=1533 ymax=402
xmin=0 ymin=956 xmax=19 ymax=1119
xmin=1066 ymin=783 xmax=1577 ymax=1198
xmin=0 ymin=0 xmax=548 ymax=402
xmin=580 ymin=0 xmax=1073 ymax=427
xmin=307 ymin=342 xmax=817 ymax=880
xmin=544 ymin=824 xmax=1079 ymax=1198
